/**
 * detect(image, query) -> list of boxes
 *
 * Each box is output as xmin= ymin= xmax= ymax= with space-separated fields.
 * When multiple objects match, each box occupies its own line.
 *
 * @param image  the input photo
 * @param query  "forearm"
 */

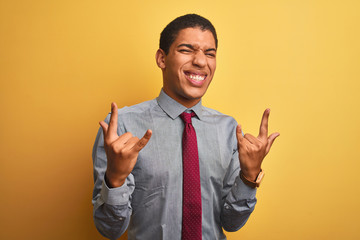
xmin=93 ymin=202 xmax=130 ymax=239
xmin=221 ymin=175 xmax=257 ymax=232
xmin=93 ymin=178 xmax=134 ymax=239
xmin=92 ymin=121 xmax=134 ymax=239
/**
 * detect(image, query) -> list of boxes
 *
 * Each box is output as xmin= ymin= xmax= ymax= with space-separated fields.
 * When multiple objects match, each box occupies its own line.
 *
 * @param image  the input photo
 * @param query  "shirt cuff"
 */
xmin=231 ymin=175 xmax=257 ymax=200
xmin=100 ymin=177 xmax=132 ymax=206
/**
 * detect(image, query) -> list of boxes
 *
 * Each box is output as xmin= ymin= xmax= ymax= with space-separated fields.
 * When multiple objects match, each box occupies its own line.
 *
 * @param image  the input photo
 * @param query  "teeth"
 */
xmin=189 ymin=74 xmax=205 ymax=81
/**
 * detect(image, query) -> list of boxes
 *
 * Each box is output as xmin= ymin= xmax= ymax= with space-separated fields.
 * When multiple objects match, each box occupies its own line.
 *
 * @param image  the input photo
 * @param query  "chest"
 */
xmin=127 ymin=117 xmax=234 ymax=190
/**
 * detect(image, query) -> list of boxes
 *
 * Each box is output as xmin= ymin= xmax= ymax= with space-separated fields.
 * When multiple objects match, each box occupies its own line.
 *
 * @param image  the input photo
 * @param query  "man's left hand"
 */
xmin=236 ymin=109 xmax=280 ymax=181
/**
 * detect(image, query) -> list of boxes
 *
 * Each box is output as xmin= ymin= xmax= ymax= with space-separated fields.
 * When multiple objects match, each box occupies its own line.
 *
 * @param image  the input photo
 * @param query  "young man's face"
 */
xmin=157 ymin=27 xmax=217 ymax=108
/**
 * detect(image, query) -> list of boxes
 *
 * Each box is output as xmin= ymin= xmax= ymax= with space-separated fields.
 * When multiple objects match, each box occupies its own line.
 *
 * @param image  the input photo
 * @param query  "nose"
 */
xmin=192 ymin=50 xmax=207 ymax=68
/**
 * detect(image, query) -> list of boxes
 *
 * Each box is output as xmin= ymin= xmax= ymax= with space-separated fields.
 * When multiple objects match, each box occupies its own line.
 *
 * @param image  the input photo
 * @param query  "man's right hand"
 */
xmin=99 ymin=102 xmax=152 ymax=188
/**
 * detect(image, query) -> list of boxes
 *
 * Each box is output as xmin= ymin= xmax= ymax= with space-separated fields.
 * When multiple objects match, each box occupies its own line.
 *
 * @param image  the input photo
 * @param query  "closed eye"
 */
xmin=179 ymin=49 xmax=192 ymax=53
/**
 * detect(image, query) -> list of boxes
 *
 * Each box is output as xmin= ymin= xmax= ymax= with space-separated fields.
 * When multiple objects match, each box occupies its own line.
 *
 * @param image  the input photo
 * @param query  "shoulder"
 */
xmin=103 ymin=99 xmax=158 ymax=136
xmin=117 ymin=99 xmax=157 ymax=116
xmin=201 ymin=106 xmax=238 ymax=150
xmin=103 ymin=99 xmax=157 ymax=123
xmin=201 ymin=106 xmax=238 ymax=127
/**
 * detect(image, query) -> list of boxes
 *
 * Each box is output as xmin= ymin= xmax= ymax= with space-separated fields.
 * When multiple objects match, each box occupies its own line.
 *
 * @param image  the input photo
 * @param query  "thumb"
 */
xmin=236 ymin=125 xmax=244 ymax=143
xmin=266 ymin=132 xmax=280 ymax=154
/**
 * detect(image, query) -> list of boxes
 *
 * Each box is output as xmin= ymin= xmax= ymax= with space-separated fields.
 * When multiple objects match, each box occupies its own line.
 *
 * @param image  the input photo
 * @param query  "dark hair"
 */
xmin=159 ymin=14 xmax=218 ymax=55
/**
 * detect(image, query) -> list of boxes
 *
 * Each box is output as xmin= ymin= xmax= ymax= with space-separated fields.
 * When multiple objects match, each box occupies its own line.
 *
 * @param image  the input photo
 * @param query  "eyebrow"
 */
xmin=177 ymin=43 xmax=216 ymax=52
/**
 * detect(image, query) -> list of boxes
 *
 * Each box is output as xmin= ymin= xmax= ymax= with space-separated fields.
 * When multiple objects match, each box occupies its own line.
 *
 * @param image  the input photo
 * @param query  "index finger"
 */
xmin=108 ymin=102 xmax=119 ymax=137
xmin=259 ymin=108 xmax=270 ymax=138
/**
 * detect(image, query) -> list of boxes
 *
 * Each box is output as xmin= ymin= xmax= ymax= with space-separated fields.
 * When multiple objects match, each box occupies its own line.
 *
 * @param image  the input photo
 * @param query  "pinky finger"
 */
xmin=99 ymin=121 xmax=108 ymax=137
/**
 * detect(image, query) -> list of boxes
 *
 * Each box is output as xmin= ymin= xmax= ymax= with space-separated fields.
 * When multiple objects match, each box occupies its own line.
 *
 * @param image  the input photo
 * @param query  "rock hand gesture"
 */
xmin=236 ymin=109 xmax=280 ymax=183
xmin=99 ymin=102 xmax=152 ymax=188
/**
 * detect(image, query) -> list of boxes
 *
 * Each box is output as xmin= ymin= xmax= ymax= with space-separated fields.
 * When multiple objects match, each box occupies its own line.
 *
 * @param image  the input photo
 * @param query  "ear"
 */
xmin=155 ymin=48 xmax=166 ymax=69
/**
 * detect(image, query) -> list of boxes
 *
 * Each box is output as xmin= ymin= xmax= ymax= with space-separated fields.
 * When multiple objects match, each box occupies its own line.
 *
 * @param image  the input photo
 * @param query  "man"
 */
xmin=92 ymin=14 xmax=279 ymax=240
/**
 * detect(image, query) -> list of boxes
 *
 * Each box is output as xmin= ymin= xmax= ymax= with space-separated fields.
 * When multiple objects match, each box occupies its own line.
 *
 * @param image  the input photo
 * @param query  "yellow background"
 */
xmin=1 ymin=0 xmax=359 ymax=239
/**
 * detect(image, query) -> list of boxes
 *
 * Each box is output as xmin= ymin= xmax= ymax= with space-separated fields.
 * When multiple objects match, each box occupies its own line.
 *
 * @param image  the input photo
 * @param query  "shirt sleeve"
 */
xmin=92 ymin=114 xmax=135 ymax=240
xmin=220 ymin=137 xmax=258 ymax=232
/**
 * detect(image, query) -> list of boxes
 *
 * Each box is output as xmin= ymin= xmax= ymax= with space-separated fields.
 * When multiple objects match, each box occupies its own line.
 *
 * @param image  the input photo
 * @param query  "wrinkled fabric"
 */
xmin=92 ymin=89 xmax=257 ymax=240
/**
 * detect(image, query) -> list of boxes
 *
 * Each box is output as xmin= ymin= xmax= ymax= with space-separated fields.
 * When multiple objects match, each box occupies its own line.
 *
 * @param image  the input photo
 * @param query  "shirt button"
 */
xmin=119 ymin=217 xmax=124 ymax=221
xmin=225 ymin=205 xmax=230 ymax=210
xmin=122 ymin=193 xmax=127 ymax=198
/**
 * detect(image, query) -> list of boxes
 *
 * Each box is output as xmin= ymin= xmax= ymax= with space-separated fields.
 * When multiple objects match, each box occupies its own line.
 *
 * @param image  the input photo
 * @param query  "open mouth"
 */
xmin=184 ymin=71 xmax=207 ymax=84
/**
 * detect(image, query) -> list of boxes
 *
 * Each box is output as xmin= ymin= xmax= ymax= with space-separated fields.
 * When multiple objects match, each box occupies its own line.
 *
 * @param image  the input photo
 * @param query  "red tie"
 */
xmin=180 ymin=112 xmax=202 ymax=240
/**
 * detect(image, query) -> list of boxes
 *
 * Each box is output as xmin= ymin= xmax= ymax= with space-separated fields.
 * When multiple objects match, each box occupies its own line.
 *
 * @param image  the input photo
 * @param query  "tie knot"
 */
xmin=180 ymin=111 xmax=196 ymax=124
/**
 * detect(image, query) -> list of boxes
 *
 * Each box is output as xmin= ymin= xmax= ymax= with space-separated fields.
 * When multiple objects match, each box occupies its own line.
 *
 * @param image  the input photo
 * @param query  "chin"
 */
xmin=183 ymin=88 xmax=207 ymax=100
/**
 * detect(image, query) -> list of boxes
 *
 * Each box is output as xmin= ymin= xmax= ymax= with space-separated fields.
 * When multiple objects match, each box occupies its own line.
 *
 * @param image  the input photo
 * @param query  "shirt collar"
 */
xmin=156 ymin=89 xmax=203 ymax=120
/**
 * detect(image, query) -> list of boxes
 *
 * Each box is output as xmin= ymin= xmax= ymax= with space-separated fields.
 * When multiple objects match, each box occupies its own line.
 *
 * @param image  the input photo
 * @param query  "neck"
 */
xmin=162 ymin=89 xmax=201 ymax=108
